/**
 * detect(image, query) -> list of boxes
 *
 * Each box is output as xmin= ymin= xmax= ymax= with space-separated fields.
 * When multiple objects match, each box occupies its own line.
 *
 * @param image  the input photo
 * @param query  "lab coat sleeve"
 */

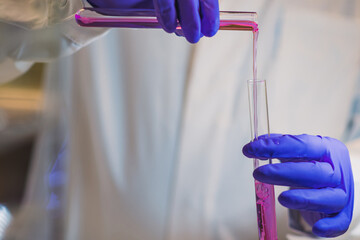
xmin=0 ymin=0 xmax=107 ymax=83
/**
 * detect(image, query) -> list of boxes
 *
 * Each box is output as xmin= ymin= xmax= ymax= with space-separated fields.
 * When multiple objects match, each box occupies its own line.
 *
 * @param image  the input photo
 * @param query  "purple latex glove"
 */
xmin=154 ymin=0 xmax=219 ymax=43
xmin=86 ymin=0 xmax=219 ymax=43
xmin=243 ymin=134 xmax=354 ymax=238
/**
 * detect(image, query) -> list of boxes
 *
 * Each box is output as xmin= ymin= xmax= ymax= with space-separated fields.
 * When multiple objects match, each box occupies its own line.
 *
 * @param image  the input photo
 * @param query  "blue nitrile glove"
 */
xmin=242 ymin=134 xmax=354 ymax=238
xmin=86 ymin=0 xmax=219 ymax=43
xmin=153 ymin=0 xmax=219 ymax=43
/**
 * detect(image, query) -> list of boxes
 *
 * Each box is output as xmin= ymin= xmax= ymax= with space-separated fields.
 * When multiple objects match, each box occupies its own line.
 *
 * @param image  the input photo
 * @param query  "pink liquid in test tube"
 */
xmin=75 ymin=8 xmax=258 ymax=31
xmin=255 ymin=180 xmax=277 ymax=239
xmin=248 ymin=79 xmax=278 ymax=240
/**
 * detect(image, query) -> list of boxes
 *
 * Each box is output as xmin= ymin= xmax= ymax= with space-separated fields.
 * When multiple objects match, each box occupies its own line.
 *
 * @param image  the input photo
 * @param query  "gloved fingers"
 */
xmin=199 ymin=0 xmax=219 ymax=37
xmin=257 ymin=133 xmax=283 ymax=139
xmin=243 ymin=134 xmax=327 ymax=160
xmin=175 ymin=28 xmax=184 ymax=36
xmin=256 ymin=134 xmax=288 ymax=161
xmin=153 ymin=0 xmax=177 ymax=33
xmin=175 ymin=29 xmax=204 ymax=39
xmin=312 ymin=181 xmax=354 ymax=237
xmin=176 ymin=0 xmax=202 ymax=43
xmin=278 ymin=188 xmax=347 ymax=214
xmin=253 ymin=162 xmax=340 ymax=188
xmin=312 ymin=211 xmax=352 ymax=238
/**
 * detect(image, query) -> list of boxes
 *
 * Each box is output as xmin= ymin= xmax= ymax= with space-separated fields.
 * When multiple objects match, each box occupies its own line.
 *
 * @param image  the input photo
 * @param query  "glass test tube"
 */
xmin=247 ymin=80 xmax=277 ymax=240
xmin=75 ymin=8 xmax=258 ymax=31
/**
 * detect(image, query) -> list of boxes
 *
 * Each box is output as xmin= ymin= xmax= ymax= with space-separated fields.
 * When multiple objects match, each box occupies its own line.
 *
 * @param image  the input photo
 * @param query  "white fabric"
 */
xmin=0 ymin=0 xmax=107 ymax=84
xmin=0 ymin=0 xmax=80 ymax=29
xmin=0 ymin=58 xmax=33 ymax=84
xmin=2 ymin=0 xmax=360 ymax=239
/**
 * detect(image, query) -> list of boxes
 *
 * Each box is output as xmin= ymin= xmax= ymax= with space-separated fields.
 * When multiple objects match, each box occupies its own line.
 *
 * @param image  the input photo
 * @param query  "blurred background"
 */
xmin=0 ymin=64 xmax=44 ymax=209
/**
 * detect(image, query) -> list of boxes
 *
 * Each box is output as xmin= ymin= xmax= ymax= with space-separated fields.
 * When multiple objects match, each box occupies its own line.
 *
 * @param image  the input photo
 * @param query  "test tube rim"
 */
xmin=247 ymin=79 xmax=266 ymax=84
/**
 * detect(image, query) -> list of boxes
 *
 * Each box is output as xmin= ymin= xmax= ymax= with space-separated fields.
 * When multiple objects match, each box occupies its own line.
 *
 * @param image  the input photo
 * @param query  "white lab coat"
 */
xmin=0 ymin=0 xmax=107 ymax=82
xmin=2 ymin=0 xmax=360 ymax=239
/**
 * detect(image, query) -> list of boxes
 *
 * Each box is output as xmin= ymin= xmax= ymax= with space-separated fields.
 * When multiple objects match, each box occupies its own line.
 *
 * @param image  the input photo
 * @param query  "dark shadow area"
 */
xmin=0 ymin=63 xmax=44 ymax=207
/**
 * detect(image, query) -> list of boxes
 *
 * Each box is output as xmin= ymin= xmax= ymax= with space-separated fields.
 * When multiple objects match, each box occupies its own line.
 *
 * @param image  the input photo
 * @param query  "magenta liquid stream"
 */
xmin=75 ymin=9 xmax=276 ymax=239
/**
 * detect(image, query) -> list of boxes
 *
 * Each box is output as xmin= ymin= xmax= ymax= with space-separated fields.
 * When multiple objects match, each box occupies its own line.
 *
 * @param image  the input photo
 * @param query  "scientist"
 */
xmin=1 ymin=0 xmax=360 ymax=239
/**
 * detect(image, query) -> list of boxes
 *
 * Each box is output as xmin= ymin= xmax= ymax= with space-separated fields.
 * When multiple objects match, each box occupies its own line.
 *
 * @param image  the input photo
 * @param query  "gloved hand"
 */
xmin=242 ymin=134 xmax=354 ymax=238
xmin=86 ymin=0 xmax=219 ymax=43
xmin=153 ymin=0 xmax=219 ymax=43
